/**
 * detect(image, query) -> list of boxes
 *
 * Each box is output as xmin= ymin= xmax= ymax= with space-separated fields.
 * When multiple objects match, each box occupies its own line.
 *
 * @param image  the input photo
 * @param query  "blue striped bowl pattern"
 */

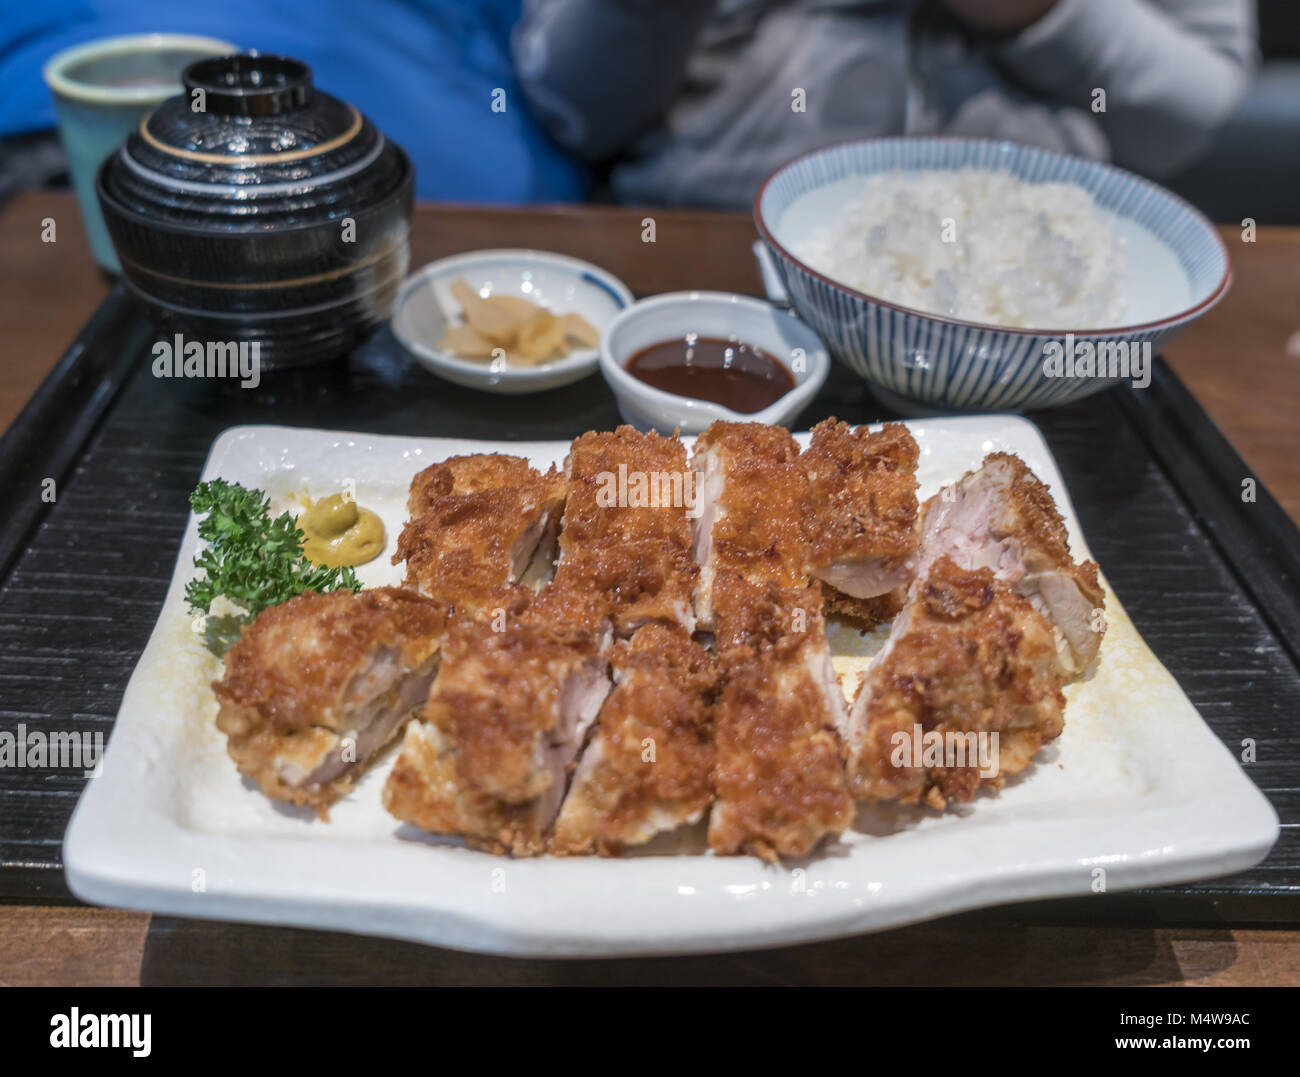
xmin=754 ymin=138 xmax=1231 ymax=411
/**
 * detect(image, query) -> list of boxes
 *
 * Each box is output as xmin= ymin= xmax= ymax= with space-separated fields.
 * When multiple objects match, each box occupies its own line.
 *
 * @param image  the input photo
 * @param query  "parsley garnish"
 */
xmin=184 ymin=479 xmax=361 ymax=621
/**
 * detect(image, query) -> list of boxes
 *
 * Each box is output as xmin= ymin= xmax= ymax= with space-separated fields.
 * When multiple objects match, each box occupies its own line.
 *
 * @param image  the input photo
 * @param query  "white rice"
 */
xmin=793 ymin=168 xmax=1129 ymax=329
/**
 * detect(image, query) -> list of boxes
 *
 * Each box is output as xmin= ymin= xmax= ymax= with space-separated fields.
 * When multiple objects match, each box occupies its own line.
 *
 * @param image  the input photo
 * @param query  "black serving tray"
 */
xmin=1 ymin=285 xmax=1296 ymax=921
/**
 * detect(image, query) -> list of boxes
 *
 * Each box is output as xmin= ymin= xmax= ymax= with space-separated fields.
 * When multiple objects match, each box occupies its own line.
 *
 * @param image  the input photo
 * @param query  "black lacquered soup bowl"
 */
xmin=97 ymin=53 xmax=413 ymax=368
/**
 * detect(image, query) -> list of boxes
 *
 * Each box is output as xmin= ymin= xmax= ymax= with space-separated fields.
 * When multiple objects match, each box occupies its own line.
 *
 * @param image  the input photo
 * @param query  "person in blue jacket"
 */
xmin=0 ymin=0 xmax=587 ymax=203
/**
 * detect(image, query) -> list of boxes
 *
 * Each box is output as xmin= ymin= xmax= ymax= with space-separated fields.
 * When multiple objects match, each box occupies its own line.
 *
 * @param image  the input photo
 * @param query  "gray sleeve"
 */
xmin=994 ymin=0 xmax=1258 ymax=176
xmin=511 ymin=0 xmax=719 ymax=162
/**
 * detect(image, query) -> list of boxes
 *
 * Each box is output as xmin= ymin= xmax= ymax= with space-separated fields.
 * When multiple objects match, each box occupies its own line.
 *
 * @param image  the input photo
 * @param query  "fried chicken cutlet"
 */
xmin=691 ymin=421 xmax=813 ymax=633
xmin=407 ymin=453 xmax=544 ymax=513
xmin=552 ymin=427 xmax=697 ymax=636
xmin=799 ymin=419 xmax=920 ymax=626
xmin=386 ymin=429 xmax=703 ymax=856
xmin=383 ymin=606 xmax=611 ymax=856
xmin=910 ymin=453 xmax=1105 ymax=677
xmin=394 ymin=453 xmax=565 ymax=617
xmin=843 ymin=454 xmax=1103 ymax=805
xmin=689 ymin=422 xmax=854 ymax=859
xmin=552 ymin=624 xmax=716 ymax=856
xmin=709 ymin=586 xmax=855 ymax=861
xmin=212 ymin=587 xmax=449 ymax=817
xmin=844 ymin=557 xmax=1065 ymax=807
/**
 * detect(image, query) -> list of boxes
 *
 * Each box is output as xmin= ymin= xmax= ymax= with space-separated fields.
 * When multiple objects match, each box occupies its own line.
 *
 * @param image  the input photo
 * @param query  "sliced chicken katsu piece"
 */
xmin=799 ymin=419 xmax=920 ymax=607
xmin=552 ymin=624 xmax=716 ymax=856
xmin=912 ymin=452 xmax=1105 ymax=676
xmin=407 ymin=452 xmax=544 ymax=514
xmin=389 ymin=429 xmax=701 ymax=856
xmin=553 ymin=427 xmax=697 ymax=635
xmin=212 ymin=587 xmax=449 ymax=817
xmin=709 ymin=584 xmax=854 ymax=861
xmin=844 ymin=557 xmax=1065 ymax=808
xmin=383 ymin=607 xmax=611 ymax=855
xmin=710 ymin=576 xmax=847 ymax=732
xmin=559 ymin=427 xmax=695 ymax=549
xmin=522 ymin=578 xmax=614 ymax=642
xmin=553 ymin=540 xmax=698 ymax=638
xmin=394 ymin=453 xmax=566 ymax=616
xmin=691 ymin=421 xmax=812 ymax=632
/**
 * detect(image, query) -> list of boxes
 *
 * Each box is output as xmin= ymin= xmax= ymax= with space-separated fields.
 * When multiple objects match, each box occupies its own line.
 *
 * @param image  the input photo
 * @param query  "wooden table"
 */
xmin=1 ymin=191 xmax=1296 ymax=986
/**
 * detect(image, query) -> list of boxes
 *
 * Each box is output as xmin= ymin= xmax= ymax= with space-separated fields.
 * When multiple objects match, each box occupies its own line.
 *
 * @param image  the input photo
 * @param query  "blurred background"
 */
xmin=1171 ymin=0 xmax=1300 ymax=224
xmin=1 ymin=0 xmax=1296 ymax=223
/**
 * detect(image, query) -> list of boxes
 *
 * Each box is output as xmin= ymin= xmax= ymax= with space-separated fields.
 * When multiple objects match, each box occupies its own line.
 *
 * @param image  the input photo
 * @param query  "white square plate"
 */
xmin=64 ymin=418 xmax=1278 ymax=956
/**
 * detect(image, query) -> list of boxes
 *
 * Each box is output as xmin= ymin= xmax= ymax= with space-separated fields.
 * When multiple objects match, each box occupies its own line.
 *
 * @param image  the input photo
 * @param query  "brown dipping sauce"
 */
xmin=626 ymin=335 xmax=795 ymax=414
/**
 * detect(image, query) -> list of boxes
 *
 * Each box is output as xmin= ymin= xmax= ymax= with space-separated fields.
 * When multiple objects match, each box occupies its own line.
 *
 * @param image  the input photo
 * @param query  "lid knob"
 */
xmin=182 ymin=53 xmax=312 ymax=117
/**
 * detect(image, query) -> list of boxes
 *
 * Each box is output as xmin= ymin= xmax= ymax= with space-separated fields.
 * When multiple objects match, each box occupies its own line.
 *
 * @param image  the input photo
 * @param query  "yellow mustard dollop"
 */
xmin=298 ymin=493 xmax=385 ymax=568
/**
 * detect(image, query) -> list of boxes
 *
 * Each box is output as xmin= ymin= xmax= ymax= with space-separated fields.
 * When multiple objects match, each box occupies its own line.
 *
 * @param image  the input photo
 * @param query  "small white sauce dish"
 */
xmin=599 ymin=291 xmax=829 ymax=435
xmin=393 ymin=249 xmax=634 ymax=394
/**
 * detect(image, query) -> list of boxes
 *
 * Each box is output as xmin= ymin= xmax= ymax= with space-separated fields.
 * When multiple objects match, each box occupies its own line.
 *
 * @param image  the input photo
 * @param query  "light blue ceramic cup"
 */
xmin=43 ymin=33 xmax=237 ymax=273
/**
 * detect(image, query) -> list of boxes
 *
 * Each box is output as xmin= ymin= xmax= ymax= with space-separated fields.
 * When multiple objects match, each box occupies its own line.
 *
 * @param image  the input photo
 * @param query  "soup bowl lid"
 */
xmin=98 ymin=51 xmax=409 ymax=231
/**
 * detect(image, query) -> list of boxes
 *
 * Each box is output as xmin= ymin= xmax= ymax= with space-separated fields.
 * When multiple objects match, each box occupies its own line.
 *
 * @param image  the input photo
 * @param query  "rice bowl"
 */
xmin=793 ymin=168 xmax=1131 ymax=331
xmin=755 ymin=138 xmax=1230 ymax=412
